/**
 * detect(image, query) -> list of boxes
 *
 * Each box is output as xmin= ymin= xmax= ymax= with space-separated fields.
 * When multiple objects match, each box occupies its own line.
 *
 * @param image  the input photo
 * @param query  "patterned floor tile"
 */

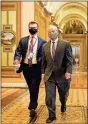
xmin=32 ymin=105 xmax=86 ymax=124
xmin=1 ymin=88 xmax=87 ymax=124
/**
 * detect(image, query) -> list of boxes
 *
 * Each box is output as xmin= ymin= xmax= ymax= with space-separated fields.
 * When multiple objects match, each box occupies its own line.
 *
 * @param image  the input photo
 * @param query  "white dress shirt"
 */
xmin=24 ymin=35 xmax=38 ymax=64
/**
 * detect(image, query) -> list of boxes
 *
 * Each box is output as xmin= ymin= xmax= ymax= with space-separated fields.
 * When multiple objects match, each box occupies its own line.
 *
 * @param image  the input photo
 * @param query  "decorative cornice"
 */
xmin=63 ymin=34 xmax=86 ymax=39
xmin=39 ymin=2 xmax=52 ymax=16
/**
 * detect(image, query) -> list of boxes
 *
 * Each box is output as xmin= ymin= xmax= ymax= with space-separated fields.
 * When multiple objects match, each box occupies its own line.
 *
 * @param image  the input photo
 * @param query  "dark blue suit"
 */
xmin=14 ymin=35 xmax=46 ymax=110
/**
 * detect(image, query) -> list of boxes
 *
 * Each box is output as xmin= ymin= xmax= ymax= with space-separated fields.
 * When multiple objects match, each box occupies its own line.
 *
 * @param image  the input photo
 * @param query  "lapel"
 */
xmin=55 ymin=39 xmax=61 ymax=54
xmin=25 ymin=36 xmax=29 ymax=51
xmin=37 ymin=37 xmax=42 ymax=51
xmin=37 ymin=37 xmax=44 ymax=58
xmin=47 ymin=41 xmax=52 ymax=59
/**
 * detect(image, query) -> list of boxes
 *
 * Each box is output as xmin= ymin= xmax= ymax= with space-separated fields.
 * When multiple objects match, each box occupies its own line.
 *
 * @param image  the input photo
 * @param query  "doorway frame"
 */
xmin=62 ymin=34 xmax=86 ymax=72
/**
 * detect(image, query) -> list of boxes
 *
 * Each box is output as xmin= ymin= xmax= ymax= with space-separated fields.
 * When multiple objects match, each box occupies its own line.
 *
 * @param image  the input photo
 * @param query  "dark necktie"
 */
xmin=52 ymin=41 xmax=55 ymax=59
xmin=28 ymin=37 xmax=34 ymax=66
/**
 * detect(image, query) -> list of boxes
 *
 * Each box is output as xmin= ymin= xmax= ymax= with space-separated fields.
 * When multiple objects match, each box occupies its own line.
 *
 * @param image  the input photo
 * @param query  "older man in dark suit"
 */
xmin=13 ymin=21 xmax=46 ymax=121
xmin=41 ymin=25 xmax=73 ymax=123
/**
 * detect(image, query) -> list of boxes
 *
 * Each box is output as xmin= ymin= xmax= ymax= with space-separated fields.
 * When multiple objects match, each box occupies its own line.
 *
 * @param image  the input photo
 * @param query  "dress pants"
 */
xmin=22 ymin=63 xmax=41 ymax=110
xmin=45 ymin=73 xmax=70 ymax=118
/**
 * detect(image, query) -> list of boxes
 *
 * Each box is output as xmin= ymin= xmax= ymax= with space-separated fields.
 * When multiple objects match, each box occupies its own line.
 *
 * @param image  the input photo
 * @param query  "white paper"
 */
xmin=14 ymin=64 xmax=20 ymax=71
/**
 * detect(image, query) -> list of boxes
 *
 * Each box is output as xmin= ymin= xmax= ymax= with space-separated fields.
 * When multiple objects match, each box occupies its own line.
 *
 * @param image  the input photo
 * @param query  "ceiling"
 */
xmin=42 ymin=2 xmax=87 ymax=15
xmin=42 ymin=1 xmax=87 ymax=30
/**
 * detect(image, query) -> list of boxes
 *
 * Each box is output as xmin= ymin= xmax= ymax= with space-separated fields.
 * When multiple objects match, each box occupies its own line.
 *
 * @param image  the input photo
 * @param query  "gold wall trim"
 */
xmin=3 ymin=24 xmax=12 ymax=31
xmin=55 ymin=2 xmax=87 ymax=19
xmin=3 ymin=47 xmax=12 ymax=52
xmin=1 ymin=2 xmax=17 ymax=10
xmin=1 ymin=2 xmax=21 ymax=79
xmin=17 ymin=2 xmax=21 ymax=42
xmin=1 ymin=67 xmax=21 ymax=78
xmin=63 ymin=34 xmax=86 ymax=39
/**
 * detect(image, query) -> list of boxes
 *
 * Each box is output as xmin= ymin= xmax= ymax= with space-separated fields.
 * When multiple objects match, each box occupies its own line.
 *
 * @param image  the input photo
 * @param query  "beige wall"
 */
xmin=34 ymin=2 xmax=51 ymax=41
xmin=21 ymin=2 xmax=34 ymax=37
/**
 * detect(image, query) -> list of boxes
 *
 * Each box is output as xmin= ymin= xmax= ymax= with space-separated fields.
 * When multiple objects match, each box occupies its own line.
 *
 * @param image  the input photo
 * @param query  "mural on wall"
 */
xmin=1 ymin=32 xmax=15 ymax=46
xmin=64 ymin=20 xmax=84 ymax=34
xmin=1 ymin=25 xmax=15 ymax=47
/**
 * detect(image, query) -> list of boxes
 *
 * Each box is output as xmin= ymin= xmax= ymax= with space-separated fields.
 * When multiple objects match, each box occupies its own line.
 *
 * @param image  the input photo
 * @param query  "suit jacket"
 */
xmin=14 ymin=35 xmax=46 ymax=73
xmin=42 ymin=39 xmax=73 ymax=87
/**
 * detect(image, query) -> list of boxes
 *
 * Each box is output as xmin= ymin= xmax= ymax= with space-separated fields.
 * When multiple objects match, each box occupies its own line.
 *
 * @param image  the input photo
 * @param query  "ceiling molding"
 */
xmin=54 ymin=2 xmax=87 ymax=18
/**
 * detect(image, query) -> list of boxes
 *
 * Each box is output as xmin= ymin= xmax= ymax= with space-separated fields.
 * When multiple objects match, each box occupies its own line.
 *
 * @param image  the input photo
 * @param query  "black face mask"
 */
xmin=29 ymin=28 xmax=38 ymax=35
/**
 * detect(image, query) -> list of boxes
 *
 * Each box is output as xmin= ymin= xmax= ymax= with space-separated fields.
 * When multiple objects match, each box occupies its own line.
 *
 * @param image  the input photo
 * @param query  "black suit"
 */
xmin=42 ymin=39 xmax=73 ymax=118
xmin=14 ymin=35 xmax=46 ymax=110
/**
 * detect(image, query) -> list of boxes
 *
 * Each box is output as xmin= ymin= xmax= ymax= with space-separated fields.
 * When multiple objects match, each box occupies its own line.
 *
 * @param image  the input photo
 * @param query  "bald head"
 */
xmin=48 ymin=25 xmax=59 ymax=40
xmin=48 ymin=25 xmax=58 ymax=31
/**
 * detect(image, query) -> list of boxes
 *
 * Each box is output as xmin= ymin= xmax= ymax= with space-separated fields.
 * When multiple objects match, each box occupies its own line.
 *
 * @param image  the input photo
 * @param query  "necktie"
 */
xmin=52 ymin=41 xmax=55 ymax=59
xmin=28 ymin=37 xmax=34 ymax=66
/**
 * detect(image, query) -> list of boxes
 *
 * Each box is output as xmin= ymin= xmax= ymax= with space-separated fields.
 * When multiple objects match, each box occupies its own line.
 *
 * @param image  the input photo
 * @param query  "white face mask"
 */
xmin=49 ymin=32 xmax=58 ymax=40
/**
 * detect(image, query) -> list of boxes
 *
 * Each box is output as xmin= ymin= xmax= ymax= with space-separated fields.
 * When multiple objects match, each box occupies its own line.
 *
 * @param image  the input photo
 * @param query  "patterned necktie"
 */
xmin=28 ymin=37 xmax=34 ymax=66
xmin=52 ymin=41 xmax=55 ymax=59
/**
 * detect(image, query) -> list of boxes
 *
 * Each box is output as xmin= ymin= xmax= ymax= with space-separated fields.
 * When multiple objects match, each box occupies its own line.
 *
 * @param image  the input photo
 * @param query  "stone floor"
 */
xmin=1 ymin=88 xmax=87 ymax=124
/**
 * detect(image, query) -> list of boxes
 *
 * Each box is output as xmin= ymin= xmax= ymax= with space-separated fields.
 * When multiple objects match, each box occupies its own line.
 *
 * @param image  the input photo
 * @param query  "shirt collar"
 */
xmin=51 ymin=37 xmax=58 ymax=43
xmin=30 ymin=34 xmax=38 ymax=40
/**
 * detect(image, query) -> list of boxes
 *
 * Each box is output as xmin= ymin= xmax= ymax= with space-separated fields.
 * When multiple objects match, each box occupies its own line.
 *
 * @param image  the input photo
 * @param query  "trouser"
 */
xmin=45 ymin=74 xmax=70 ymax=118
xmin=23 ymin=63 xmax=41 ymax=110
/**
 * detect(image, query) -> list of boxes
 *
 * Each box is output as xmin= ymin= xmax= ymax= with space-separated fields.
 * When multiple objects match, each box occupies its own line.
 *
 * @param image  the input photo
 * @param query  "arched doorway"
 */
xmin=62 ymin=19 xmax=87 ymax=72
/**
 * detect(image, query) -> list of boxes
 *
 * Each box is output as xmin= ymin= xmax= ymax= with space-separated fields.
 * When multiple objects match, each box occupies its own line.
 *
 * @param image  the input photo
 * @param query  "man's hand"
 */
xmin=40 ymin=74 xmax=45 ymax=86
xmin=65 ymin=72 xmax=71 ymax=79
xmin=13 ymin=60 xmax=20 ymax=72
xmin=13 ymin=60 xmax=20 ymax=65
